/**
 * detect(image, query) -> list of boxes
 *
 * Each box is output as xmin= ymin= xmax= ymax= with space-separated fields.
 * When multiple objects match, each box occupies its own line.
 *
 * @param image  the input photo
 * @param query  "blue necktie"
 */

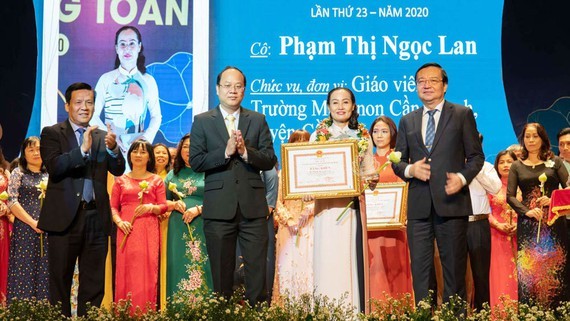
xmin=77 ymin=128 xmax=94 ymax=202
xmin=425 ymin=110 xmax=437 ymax=152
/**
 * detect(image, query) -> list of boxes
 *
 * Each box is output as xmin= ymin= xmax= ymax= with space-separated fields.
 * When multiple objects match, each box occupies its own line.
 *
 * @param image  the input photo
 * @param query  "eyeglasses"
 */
xmin=117 ymin=41 xmax=140 ymax=49
xmin=416 ymin=78 xmax=443 ymax=87
xmin=218 ymin=84 xmax=245 ymax=92
xmin=72 ymin=100 xmax=94 ymax=108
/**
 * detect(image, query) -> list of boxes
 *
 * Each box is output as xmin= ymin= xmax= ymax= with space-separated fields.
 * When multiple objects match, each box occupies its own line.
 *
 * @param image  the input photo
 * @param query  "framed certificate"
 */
xmin=365 ymin=182 xmax=408 ymax=230
xmin=281 ymin=140 xmax=362 ymax=199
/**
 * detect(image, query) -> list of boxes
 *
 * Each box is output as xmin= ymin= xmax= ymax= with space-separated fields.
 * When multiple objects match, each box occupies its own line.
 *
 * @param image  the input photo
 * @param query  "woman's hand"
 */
xmin=31 ymin=220 xmax=43 ymax=234
xmin=158 ymin=211 xmax=171 ymax=222
xmin=495 ymin=222 xmax=516 ymax=235
xmin=507 ymin=222 xmax=517 ymax=235
xmin=0 ymin=202 xmax=8 ymax=217
xmin=535 ymin=196 xmax=551 ymax=208
xmin=173 ymin=200 xmax=186 ymax=213
xmin=302 ymin=195 xmax=315 ymax=202
xmin=296 ymin=206 xmax=313 ymax=229
xmin=287 ymin=221 xmax=299 ymax=235
xmin=134 ymin=204 xmax=155 ymax=216
xmin=117 ymin=220 xmax=133 ymax=235
xmin=525 ymin=208 xmax=543 ymax=221
xmin=182 ymin=206 xmax=200 ymax=224
xmin=365 ymin=175 xmax=379 ymax=191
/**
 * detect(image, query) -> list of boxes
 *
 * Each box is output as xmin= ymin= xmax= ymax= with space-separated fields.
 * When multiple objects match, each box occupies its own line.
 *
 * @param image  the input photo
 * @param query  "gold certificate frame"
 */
xmin=365 ymin=182 xmax=408 ymax=230
xmin=281 ymin=140 xmax=362 ymax=200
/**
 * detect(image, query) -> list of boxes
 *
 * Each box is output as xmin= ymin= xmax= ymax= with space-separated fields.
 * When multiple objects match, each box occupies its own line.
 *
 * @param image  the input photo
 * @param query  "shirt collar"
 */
xmin=423 ymin=100 xmax=444 ymax=115
xmin=118 ymin=65 xmax=139 ymax=77
xmin=219 ymin=106 xmax=240 ymax=119
xmin=68 ymin=120 xmax=87 ymax=132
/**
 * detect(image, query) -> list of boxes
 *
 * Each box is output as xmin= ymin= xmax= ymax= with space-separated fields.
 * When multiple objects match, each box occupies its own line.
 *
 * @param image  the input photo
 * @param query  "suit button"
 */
xmin=77 ymin=193 xmax=80 ymax=197
xmin=236 ymin=180 xmax=239 ymax=184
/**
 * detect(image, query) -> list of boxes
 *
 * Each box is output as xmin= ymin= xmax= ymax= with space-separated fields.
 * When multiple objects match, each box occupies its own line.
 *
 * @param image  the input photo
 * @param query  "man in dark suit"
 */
xmin=392 ymin=63 xmax=484 ymax=304
xmin=190 ymin=66 xmax=277 ymax=306
xmin=38 ymin=82 xmax=125 ymax=317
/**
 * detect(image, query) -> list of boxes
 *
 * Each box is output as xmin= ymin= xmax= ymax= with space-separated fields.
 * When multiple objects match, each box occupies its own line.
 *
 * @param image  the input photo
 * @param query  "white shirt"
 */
xmin=219 ymin=107 xmax=240 ymax=132
xmin=468 ymin=161 xmax=501 ymax=215
xmin=421 ymin=102 xmax=444 ymax=145
xmin=404 ymin=100 xmax=466 ymax=185
xmin=220 ymin=107 xmax=248 ymax=161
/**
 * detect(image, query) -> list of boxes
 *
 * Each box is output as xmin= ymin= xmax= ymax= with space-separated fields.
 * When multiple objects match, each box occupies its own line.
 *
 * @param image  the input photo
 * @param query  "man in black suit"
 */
xmin=38 ymin=82 xmax=125 ymax=317
xmin=392 ymin=63 xmax=484 ymax=304
xmin=190 ymin=66 xmax=277 ymax=306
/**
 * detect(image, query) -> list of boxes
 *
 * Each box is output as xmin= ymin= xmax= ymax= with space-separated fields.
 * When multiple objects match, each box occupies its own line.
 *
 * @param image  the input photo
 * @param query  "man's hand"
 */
xmin=105 ymin=124 xmax=118 ymax=150
xmin=82 ymin=125 xmax=98 ymax=154
xmin=235 ymin=130 xmax=246 ymax=156
xmin=225 ymin=131 xmax=237 ymax=156
xmin=445 ymin=172 xmax=463 ymax=195
xmin=410 ymin=157 xmax=430 ymax=181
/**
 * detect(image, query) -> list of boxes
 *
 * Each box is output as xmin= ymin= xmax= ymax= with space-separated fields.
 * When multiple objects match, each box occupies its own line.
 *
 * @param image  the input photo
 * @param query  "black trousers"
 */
xmin=234 ymin=214 xmax=275 ymax=304
xmin=47 ymin=204 xmax=107 ymax=317
xmin=407 ymin=209 xmax=468 ymax=305
xmin=467 ymin=218 xmax=491 ymax=310
xmin=204 ymin=206 xmax=268 ymax=306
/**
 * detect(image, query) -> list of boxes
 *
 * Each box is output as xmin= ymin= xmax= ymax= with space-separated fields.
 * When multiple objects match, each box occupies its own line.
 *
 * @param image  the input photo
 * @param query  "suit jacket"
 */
xmin=38 ymin=119 xmax=125 ymax=235
xmin=392 ymin=100 xmax=484 ymax=219
xmin=190 ymin=106 xmax=277 ymax=220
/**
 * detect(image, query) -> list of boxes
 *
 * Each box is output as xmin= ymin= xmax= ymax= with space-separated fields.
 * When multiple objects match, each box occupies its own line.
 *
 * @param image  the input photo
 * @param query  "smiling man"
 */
xmin=190 ymin=66 xmax=277 ymax=306
xmin=392 ymin=63 xmax=484 ymax=305
xmin=38 ymin=82 xmax=125 ymax=317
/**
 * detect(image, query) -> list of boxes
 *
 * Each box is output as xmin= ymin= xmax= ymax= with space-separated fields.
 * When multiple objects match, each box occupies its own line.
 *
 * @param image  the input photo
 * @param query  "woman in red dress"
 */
xmin=111 ymin=139 xmax=167 ymax=313
xmin=0 ymin=147 xmax=11 ymax=304
xmin=488 ymin=149 xmax=518 ymax=307
xmin=367 ymin=116 xmax=413 ymax=302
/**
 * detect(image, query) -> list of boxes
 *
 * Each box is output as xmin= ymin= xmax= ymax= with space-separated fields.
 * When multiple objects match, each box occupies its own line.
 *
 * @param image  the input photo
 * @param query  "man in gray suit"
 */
xmin=190 ymin=66 xmax=277 ymax=306
xmin=392 ymin=63 xmax=484 ymax=304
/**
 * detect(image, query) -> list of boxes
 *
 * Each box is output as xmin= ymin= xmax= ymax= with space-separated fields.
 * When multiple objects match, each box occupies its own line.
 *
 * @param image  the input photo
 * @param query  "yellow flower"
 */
xmin=388 ymin=151 xmax=402 ymax=164
xmin=36 ymin=177 xmax=48 ymax=193
xmin=139 ymin=180 xmax=149 ymax=190
xmin=0 ymin=191 xmax=8 ymax=201
xmin=168 ymin=182 xmax=185 ymax=199
xmin=538 ymin=173 xmax=547 ymax=183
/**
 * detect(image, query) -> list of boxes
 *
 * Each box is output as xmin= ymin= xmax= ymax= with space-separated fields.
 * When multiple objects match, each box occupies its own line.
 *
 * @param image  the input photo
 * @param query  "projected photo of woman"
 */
xmin=93 ymin=26 xmax=162 ymax=163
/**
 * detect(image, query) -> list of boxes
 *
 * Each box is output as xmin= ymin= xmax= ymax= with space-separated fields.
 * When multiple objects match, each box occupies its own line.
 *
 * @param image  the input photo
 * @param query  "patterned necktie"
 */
xmin=226 ymin=114 xmax=236 ymax=136
xmin=425 ymin=109 xmax=437 ymax=152
xmin=77 ymin=128 xmax=94 ymax=202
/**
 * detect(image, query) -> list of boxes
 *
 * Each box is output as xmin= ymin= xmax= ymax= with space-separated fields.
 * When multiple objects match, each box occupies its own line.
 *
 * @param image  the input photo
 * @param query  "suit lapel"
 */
xmin=413 ymin=109 xmax=429 ymax=155
xmin=63 ymin=120 xmax=78 ymax=150
xmin=430 ymin=101 xmax=452 ymax=153
xmin=62 ymin=119 xmax=85 ymax=192
xmin=238 ymin=107 xmax=251 ymax=138
xmin=91 ymin=128 xmax=102 ymax=161
xmin=213 ymin=107 xmax=230 ymax=141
